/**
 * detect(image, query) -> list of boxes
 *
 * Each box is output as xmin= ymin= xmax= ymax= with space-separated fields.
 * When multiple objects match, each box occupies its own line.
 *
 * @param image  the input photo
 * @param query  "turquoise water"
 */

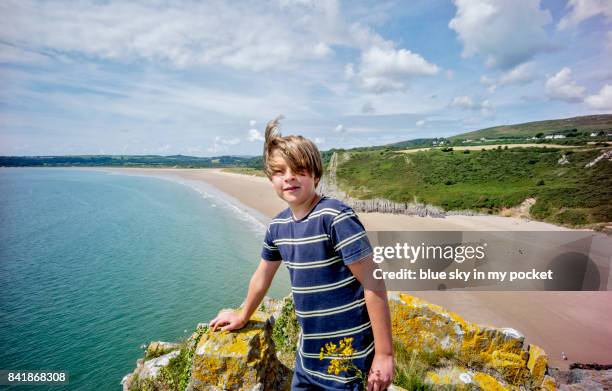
xmin=0 ymin=167 xmax=290 ymax=390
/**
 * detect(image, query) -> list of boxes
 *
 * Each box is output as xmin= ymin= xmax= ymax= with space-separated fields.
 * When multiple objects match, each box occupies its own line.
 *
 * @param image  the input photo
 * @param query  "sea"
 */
xmin=0 ymin=167 xmax=291 ymax=390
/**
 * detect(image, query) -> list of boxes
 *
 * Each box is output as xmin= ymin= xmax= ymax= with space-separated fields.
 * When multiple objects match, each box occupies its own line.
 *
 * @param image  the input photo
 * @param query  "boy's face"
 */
xmin=268 ymin=152 xmax=318 ymax=207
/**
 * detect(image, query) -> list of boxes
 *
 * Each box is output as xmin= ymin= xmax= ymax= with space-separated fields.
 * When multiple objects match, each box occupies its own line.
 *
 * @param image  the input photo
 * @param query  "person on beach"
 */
xmin=209 ymin=117 xmax=394 ymax=391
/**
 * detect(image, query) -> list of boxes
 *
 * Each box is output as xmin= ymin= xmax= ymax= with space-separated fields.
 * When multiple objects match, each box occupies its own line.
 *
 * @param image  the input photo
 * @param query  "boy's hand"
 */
xmin=209 ymin=310 xmax=247 ymax=332
xmin=367 ymin=352 xmax=394 ymax=391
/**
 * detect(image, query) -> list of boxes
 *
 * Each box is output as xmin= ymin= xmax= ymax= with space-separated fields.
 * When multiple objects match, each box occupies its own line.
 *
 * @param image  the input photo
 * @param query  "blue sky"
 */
xmin=1 ymin=0 xmax=611 ymax=156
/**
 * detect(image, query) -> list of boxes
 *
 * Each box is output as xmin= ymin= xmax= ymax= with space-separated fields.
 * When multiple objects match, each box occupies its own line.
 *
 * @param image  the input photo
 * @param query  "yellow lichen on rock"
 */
xmin=473 ymin=372 xmax=512 ymax=391
xmin=541 ymin=375 xmax=557 ymax=391
xmin=392 ymin=293 xmax=552 ymax=389
xmin=526 ymin=344 xmax=548 ymax=386
xmin=188 ymin=309 xmax=290 ymax=391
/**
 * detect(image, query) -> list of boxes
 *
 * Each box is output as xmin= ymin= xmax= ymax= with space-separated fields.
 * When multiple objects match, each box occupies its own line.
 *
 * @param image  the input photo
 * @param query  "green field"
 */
xmin=334 ymin=146 xmax=612 ymax=228
xmin=449 ymin=114 xmax=612 ymax=141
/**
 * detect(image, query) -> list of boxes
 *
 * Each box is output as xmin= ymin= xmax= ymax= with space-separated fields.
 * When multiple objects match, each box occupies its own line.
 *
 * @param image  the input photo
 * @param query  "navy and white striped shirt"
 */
xmin=261 ymin=196 xmax=375 ymax=389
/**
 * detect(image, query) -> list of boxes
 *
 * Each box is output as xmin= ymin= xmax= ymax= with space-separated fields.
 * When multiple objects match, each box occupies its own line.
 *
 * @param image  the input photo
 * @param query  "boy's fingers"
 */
xmin=209 ymin=317 xmax=219 ymax=330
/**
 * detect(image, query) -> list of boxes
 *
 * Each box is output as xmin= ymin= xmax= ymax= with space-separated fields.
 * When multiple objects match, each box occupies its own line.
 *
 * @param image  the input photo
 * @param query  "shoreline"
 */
xmin=26 ymin=166 xmax=612 ymax=369
xmin=61 ymin=166 xmax=581 ymax=231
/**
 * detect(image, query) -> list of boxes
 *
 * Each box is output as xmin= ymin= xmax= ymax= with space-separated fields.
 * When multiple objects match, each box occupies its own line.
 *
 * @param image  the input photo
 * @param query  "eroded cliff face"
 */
xmin=122 ymin=294 xmax=565 ymax=391
xmin=389 ymin=293 xmax=555 ymax=390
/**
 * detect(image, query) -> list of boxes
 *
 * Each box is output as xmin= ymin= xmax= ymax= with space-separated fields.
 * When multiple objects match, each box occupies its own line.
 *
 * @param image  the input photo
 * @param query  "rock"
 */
xmin=542 ymin=375 xmax=557 ymax=390
xmin=560 ymin=366 xmax=612 ymax=390
xmin=426 ymin=366 xmax=513 ymax=390
xmin=121 ymin=350 xmax=181 ymax=391
xmin=146 ymin=341 xmax=180 ymax=359
xmin=123 ymin=293 xmax=565 ymax=390
xmin=584 ymin=149 xmax=612 ymax=168
xmin=187 ymin=309 xmax=291 ymax=391
xmin=527 ymin=343 xmax=548 ymax=385
xmin=390 ymin=293 xmax=549 ymax=388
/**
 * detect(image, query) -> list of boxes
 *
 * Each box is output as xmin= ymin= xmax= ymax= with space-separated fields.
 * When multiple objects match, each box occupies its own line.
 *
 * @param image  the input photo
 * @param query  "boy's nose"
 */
xmin=283 ymin=168 xmax=296 ymax=180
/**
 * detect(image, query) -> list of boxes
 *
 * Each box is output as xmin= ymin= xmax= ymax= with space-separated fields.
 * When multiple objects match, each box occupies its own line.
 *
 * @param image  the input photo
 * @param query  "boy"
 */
xmin=210 ymin=118 xmax=394 ymax=391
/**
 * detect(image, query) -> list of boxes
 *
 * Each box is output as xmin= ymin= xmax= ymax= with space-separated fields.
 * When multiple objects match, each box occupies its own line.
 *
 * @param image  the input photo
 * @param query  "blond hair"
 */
xmin=262 ymin=116 xmax=323 ymax=187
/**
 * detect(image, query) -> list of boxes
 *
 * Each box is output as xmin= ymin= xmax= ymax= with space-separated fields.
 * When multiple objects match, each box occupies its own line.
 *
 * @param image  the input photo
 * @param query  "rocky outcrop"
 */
xmin=122 ymin=293 xmax=561 ymax=390
xmin=187 ymin=309 xmax=290 ymax=391
xmin=584 ymin=149 xmax=612 ymax=168
xmin=389 ymin=293 xmax=557 ymax=390
xmin=122 ymin=297 xmax=292 ymax=391
xmin=556 ymin=363 xmax=612 ymax=390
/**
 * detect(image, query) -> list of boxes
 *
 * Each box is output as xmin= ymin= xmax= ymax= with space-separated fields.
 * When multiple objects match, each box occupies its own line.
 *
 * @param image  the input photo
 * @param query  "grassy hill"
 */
xmin=334 ymin=146 xmax=612 ymax=228
xmin=448 ymin=114 xmax=612 ymax=141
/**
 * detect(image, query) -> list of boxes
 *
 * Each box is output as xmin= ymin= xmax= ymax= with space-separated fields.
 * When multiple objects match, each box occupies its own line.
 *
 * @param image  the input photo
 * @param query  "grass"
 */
xmin=335 ymin=147 xmax=612 ymax=227
xmin=271 ymin=297 xmax=300 ymax=370
xmin=129 ymin=326 xmax=208 ymax=391
xmin=221 ymin=167 xmax=266 ymax=177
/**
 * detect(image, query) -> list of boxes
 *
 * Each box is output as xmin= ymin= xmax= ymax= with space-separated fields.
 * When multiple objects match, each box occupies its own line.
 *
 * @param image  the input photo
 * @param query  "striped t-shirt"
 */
xmin=261 ymin=196 xmax=375 ymax=389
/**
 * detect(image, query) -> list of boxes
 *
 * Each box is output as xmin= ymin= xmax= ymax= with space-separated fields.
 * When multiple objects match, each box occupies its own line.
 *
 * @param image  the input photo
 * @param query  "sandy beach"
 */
xmin=85 ymin=167 xmax=611 ymax=369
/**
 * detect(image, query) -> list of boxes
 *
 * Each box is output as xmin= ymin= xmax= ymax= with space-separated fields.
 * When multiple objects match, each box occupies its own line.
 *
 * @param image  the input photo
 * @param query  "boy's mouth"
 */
xmin=283 ymin=186 xmax=300 ymax=192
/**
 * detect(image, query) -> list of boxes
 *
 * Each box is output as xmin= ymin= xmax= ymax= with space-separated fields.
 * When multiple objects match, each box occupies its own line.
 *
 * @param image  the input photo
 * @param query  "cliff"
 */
xmin=121 ymin=293 xmax=604 ymax=390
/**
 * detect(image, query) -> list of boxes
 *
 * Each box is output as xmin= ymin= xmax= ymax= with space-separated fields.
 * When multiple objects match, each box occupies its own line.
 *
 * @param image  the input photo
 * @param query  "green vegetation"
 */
xmin=449 ymin=114 xmax=612 ymax=141
xmin=0 ymin=154 xmax=263 ymax=168
xmin=393 ymin=340 xmax=434 ymax=390
xmin=130 ymin=326 xmax=208 ymax=391
xmin=335 ymin=147 xmax=612 ymax=228
xmin=271 ymin=297 xmax=300 ymax=369
xmin=221 ymin=167 xmax=267 ymax=177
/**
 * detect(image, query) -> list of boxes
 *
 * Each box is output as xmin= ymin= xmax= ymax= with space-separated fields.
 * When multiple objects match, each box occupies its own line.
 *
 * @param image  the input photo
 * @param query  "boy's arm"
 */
xmin=347 ymin=254 xmax=394 ymax=389
xmin=210 ymin=258 xmax=281 ymax=331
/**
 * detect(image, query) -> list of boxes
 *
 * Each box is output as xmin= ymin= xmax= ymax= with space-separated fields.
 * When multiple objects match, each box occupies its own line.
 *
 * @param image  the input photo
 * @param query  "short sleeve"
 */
xmin=261 ymin=225 xmax=282 ymax=262
xmin=330 ymin=207 xmax=373 ymax=265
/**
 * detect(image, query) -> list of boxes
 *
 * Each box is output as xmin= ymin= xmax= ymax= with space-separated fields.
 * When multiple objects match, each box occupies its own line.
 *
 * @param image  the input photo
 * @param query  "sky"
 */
xmin=1 ymin=0 xmax=611 ymax=157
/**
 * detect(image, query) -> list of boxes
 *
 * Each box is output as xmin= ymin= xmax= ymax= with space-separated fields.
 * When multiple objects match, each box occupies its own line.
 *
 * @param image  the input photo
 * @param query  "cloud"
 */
xmin=186 ymin=145 xmax=204 ymax=155
xmin=249 ymin=120 xmax=257 ymax=127
xmin=585 ymin=84 xmax=612 ymax=110
xmin=361 ymin=101 xmax=375 ymax=114
xmin=157 ymin=144 xmax=172 ymax=153
xmin=334 ymin=124 xmax=346 ymax=133
xmin=449 ymin=0 xmax=552 ymax=69
xmin=480 ymin=75 xmax=498 ymax=93
xmin=480 ymin=62 xmax=536 ymax=93
xmin=207 ymin=136 xmax=241 ymax=153
xmin=451 ymin=95 xmax=476 ymax=109
xmin=545 ymin=67 xmax=585 ymax=102
xmin=499 ymin=62 xmax=536 ymax=85
xmin=314 ymin=137 xmax=325 ymax=144
xmin=218 ymin=136 xmax=240 ymax=145
xmin=0 ymin=43 xmax=49 ymax=64
xmin=480 ymin=99 xmax=495 ymax=118
xmin=352 ymin=46 xmax=439 ymax=93
xmin=0 ymin=0 xmax=341 ymax=71
xmin=247 ymin=128 xmax=264 ymax=142
xmin=416 ymin=119 xmax=426 ymax=127
xmin=451 ymin=95 xmax=495 ymax=118
xmin=558 ymin=0 xmax=612 ymax=30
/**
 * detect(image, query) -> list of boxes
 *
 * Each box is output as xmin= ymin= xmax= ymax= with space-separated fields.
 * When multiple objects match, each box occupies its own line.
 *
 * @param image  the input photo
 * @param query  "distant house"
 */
xmin=480 ymin=137 xmax=487 ymax=141
xmin=545 ymin=134 xmax=566 ymax=139
xmin=590 ymin=132 xmax=599 ymax=137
